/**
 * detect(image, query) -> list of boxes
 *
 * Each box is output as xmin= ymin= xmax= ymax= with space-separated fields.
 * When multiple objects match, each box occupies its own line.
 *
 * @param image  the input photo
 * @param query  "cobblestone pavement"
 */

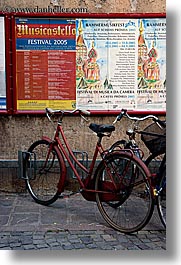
xmin=0 ymin=192 xmax=166 ymax=250
xmin=0 ymin=230 xmax=166 ymax=250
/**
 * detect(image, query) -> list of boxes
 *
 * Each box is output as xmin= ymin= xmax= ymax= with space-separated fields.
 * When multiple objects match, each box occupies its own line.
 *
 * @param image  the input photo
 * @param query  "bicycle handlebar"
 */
xmin=80 ymin=109 xmax=91 ymax=116
xmin=45 ymin=108 xmax=90 ymax=121
xmin=152 ymin=118 xmax=166 ymax=128
xmin=113 ymin=109 xmax=166 ymax=128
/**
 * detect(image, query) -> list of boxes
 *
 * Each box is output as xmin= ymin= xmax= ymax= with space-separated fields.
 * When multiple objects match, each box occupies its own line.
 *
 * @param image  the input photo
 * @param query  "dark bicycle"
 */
xmin=109 ymin=109 xmax=166 ymax=228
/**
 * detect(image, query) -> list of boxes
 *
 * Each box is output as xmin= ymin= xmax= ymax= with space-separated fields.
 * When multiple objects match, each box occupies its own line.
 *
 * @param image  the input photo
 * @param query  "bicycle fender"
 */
xmin=94 ymin=150 xmax=152 ymax=187
xmin=42 ymin=136 xmax=67 ymax=193
xmin=93 ymin=152 xmax=119 ymax=184
xmin=42 ymin=136 xmax=53 ymax=143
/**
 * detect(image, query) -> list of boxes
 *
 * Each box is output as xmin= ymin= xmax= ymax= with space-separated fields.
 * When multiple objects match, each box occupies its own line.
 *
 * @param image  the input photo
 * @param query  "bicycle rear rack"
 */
xmin=18 ymin=150 xmax=36 ymax=180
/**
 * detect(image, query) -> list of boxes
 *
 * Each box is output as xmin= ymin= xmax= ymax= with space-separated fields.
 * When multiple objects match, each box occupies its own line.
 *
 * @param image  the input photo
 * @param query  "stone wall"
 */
xmin=0 ymin=0 xmax=166 ymax=13
xmin=0 ymin=0 xmax=166 ymax=192
xmin=0 ymin=113 xmax=165 ymax=193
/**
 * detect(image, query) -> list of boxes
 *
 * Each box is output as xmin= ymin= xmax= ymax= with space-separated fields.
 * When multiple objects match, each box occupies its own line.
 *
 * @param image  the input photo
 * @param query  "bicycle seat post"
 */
xmin=97 ymin=134 xmax=103 ymax=146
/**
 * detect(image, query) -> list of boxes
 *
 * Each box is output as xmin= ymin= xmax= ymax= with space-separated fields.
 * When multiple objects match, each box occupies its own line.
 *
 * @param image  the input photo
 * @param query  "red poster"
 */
xmin=16 ymin=18 xmax=76 ymax=110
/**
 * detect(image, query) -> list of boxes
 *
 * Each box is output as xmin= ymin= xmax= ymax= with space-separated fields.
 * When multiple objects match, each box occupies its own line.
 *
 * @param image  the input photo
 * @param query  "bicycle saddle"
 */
xmin=89 ymin=123 xmax=115 ymax=134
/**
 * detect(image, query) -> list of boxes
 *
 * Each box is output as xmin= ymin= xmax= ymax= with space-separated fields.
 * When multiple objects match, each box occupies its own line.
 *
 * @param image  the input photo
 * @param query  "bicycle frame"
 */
xmin=42 ymin=121 xmax=117 ymax=197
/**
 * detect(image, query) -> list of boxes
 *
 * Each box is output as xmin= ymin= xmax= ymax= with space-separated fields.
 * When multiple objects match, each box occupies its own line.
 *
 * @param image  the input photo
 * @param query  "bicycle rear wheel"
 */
xmin=95 ymin=152 xmax=154 ymax=233
xmin=25 ymin=139 xmax=64 ymax=205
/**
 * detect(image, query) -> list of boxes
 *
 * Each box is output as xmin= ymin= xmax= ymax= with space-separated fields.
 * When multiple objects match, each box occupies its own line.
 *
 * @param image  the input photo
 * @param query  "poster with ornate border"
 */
xmin=136 ymin=18 xmax=166 ymax=110
xmin=76 ymin=18 xmax=166 ymax=111
xmin=0 ymin=16 xmax=6 ymax=110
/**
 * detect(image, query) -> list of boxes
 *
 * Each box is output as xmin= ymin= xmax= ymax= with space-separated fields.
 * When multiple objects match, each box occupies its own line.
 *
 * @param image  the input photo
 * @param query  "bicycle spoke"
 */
xmin=25 ymin=140 xmax=62 ymax=205
xmin=95 ymin=152 xmax=154 ymax=233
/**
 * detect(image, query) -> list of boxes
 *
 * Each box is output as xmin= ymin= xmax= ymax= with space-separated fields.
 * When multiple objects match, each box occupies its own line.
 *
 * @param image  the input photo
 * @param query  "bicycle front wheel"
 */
xmin=157 ymin=166 xmax=166 ymax=228
xmin=109 ymin=140 xmax=126 ymax=152
xmin=145 ymin=153 xmax=166 ymax=228
xmin=25 ymin=139 xmax=64 ymax=205
xmin=95 ymin=152 xmax=154 ymax=233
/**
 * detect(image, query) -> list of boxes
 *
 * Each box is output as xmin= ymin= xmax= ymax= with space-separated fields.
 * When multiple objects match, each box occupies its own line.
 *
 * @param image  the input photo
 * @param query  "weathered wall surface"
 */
xmin=1 ymin=114 xmax=163 ymax=160
xmin=0 ymin=0 xmax=166 ymax=13
xmin=0 ymin=114 xmax=165 ymax=192
xmin=0 ymin=0 xmax=166 ymax=192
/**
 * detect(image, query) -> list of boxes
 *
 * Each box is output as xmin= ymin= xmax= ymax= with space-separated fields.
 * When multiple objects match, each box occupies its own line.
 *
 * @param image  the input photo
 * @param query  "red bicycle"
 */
xmin=24 ymin=108 xmax=154 ymax=234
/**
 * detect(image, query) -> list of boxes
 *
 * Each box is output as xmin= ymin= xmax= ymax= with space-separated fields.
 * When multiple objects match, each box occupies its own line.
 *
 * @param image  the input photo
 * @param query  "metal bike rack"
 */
xmin=70 ymin=150 xmax=88 ymax=179
xmin=18 ymin=150 xmax=88 ymax=180
xmin=18 ymin=150 xmax=36 ymax=180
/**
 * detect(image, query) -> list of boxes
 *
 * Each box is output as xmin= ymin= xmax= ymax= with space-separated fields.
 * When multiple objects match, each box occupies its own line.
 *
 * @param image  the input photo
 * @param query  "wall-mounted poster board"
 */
xmin=15 ymin=17 xmax=76 ymax=111
xmin=0 ymin=16 xmax=6 ymax=111
xmin=12 ymin=13 xmax=166 ymax=114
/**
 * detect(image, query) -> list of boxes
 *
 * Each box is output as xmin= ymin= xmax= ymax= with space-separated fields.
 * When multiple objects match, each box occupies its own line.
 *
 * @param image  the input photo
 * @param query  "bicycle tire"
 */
xmin=109 ymin=140 xmax=142 ymax=159
xmin=156 ymin=166 xmax=166 ymax=228
xmin=145 ymin=153 xmax=166 ymax=228
xmin=145 ymin=153 xmax=165 ymax=172
xmin=109 ymin=140 xmax=127 ymax=152
xmin=25 ymin=139 xmax=65 ymax=206
xmin=95 ymin=151 xmax=154 ymax=234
